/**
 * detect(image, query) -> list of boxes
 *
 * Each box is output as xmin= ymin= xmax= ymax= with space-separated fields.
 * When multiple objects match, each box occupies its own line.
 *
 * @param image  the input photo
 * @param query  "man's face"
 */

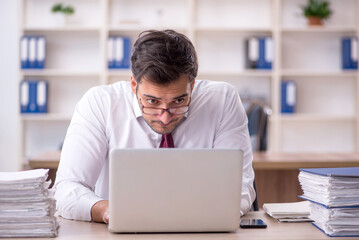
xmin=131 ymin=75 xmax=194 ymax=135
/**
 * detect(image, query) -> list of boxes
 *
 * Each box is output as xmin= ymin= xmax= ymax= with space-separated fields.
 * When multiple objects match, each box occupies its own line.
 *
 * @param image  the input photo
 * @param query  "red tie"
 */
xmin=159 ymin=133 xmax=174 ymax=148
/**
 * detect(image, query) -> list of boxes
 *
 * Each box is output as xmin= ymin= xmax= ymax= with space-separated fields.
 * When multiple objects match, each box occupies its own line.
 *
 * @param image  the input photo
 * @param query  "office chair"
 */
xmin=246 ymin=101 xmax=271 ymax=151
xmin=251 ymin=179 xmax=259 ymax=211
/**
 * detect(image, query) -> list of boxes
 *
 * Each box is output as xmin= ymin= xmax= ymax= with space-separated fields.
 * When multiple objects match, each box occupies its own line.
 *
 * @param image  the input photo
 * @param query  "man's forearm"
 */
xmin=91 ymin=200 xmax=109 ymax=223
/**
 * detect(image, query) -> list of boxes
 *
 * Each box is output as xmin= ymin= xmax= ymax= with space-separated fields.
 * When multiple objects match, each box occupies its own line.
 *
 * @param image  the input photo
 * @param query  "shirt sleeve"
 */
xmin=54 ymin=87 xmax=109 ymax=221
xmin=212 ymin=86 xmax=256 ymax=216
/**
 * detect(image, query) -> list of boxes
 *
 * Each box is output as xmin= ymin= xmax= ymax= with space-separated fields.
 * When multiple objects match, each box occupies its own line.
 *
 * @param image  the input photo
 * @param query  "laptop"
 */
xmin=108 ymin=148 xmax=243 ymax=233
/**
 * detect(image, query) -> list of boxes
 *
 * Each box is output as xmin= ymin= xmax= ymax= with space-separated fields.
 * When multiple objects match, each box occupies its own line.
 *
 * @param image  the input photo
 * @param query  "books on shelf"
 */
xmin=298 ymin=167 xmax=359 ymax=237
xmin=263 ymin=201 xmax=311 ymax=222
xmin=20 ymin=36 xmax=46 ymax=69
xmin=245 ymin=37 xmax=273 ymax=70
xmin=0 ymin=169 xmax=58 ymax=238
xmin=20 ymin=80 xmax=48 ymax=114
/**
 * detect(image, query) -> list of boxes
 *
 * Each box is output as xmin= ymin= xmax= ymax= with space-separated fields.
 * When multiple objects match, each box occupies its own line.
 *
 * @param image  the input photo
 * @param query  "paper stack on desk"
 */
xmin=298 ymin=167 xmax=359 ymax=237
xmin=263 ymin=201 xmax=311 ymax=222
xmin=0 ymin=169 xmax=58 ymax=238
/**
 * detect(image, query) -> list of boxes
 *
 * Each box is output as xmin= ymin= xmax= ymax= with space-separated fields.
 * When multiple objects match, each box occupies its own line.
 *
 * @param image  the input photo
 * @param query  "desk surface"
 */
xmin=3 ymin=211 xmax=358 ymax=240
xmin=28 ymin=151 xmax=359 ymax=170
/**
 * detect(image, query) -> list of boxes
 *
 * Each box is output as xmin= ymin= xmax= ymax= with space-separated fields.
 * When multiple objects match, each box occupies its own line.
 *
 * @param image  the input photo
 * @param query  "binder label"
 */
xmin=116 ymin=38 xmax=124 ymax=62
xmin=20 ymin=38 xmax=28 ymax=62
xmin=265 ymin=38 xmax=273 ymax=63
xmin=37 ymin=37 xmax=46 ymax=62
xmin=249 ymin=38 xmax=259 ymax=61
xmin=286 ymin=82 xmax=296 ymax=106
xmin=351 ymin=38 xmax=358 ymax=62
xmin=37 ymin=81 xmax=47 ymax=106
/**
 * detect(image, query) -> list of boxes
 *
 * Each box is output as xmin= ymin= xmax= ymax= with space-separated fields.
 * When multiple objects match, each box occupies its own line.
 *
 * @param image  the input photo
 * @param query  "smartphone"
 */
xmin=240 ymin=219 xmax=267 ymax=228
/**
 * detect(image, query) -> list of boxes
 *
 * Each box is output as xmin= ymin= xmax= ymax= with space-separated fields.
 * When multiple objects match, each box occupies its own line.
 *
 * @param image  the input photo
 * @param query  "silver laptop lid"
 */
xmin=109 ymin=149 xmax=243 ymax=233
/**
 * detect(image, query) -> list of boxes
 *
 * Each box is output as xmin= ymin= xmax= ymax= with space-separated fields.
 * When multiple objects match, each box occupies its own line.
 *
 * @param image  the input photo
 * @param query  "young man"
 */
xmin=54 ymin=30 xmax=255 ymax=223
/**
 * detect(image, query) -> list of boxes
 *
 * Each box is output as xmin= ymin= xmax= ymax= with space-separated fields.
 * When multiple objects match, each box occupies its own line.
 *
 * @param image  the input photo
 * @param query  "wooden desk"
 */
xmin=29 ymin=151 xmax=359 ymax=206
xmin=28 ymin=151 xmax=61 ymax=169
xmin=253 ymin=152 xmax=359 ymax=169
xmin=2 ymin=211 xmax=357 ymax=240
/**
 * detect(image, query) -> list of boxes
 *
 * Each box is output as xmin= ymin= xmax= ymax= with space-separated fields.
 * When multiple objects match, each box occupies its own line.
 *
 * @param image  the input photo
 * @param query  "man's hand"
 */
xmin=91 ymin=200 xmax=109 ymax=223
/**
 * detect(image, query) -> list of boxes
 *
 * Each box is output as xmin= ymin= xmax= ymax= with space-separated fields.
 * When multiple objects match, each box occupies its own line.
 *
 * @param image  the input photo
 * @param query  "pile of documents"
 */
xmin=263 ymin=201 xmax=311 ymax=222
xmin=0 ymin=169 xmax=58 ymax=238
xmin=298 ymin=167 xmax=359 ymax=237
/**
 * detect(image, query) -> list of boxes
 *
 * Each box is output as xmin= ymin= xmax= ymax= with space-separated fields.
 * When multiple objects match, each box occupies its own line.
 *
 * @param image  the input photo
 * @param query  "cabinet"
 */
xmin=18 ymin=0 xmax=359 ymax=167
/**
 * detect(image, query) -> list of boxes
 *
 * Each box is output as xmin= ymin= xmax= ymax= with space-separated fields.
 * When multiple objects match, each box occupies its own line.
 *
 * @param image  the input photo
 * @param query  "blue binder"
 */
xmin=281 ymin=81 xmax=296 ymax=113
xmin=20 ymin=80 xmax=48 ymax=113
xmin=245 ymin=37 xmax=259 ymax=69
xmin=108 ymin=37 xmax=115 ymax=69
xmin=257 ymin=37 xmax=273 ymax=69
xmin=108 ymin=36 xmax=131 ymax=69
xmin=28 ymin=37 xmax=37 ymax=69
xmin=300 ymin=167 xmax=359 ymax=178
xmin=36 ymin=36 xmax=46 ymax=69
xmin=342 ymin=37 xmax=358 ymax=70
xmin=20 ymin=37 xmax=29 ymax=69
xmin=20 ymin=36 xmax=46 ymax=69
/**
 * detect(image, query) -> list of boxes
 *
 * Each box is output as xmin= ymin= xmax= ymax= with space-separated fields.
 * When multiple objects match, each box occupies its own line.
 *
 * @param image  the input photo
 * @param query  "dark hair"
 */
xmin=131 ymin=30 xmax=198 ymax=85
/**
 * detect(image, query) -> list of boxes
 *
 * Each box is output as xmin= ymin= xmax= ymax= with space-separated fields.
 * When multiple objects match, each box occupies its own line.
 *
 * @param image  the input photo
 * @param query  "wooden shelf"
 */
xmin=281 ymin=26 xmax=357 ymax=33
xmin=195 ymin=26 xmax=272 ymax=33
xmin=21 ymin=69 xmax=101 ymax=77
xmin=198 ymin=70 xmax=272 ymax=78
xmin=280 ymin=114 xmax=356 ymax=122
xmin=281 ymin=69 xmax=358 ymax=78
xmin=21 ymin=114 xmax=72 ymax=121
xmin=23 ymin=26 xmax=101 ymax=32
xmin=109 ymin=25 xmax=187 ymax=33
xmin=107 ymin=69 xmax=132 ymax=77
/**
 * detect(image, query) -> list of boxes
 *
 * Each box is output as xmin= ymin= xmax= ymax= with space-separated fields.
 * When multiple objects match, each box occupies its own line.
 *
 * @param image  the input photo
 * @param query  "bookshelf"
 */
xmin=18 ymin=0 xmax=359 ymax=167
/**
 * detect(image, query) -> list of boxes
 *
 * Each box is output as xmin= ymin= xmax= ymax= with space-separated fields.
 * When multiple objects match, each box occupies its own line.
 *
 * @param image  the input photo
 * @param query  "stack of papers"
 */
xmin=309 ymin=202 xmax=359 ymax=237
xmin=298 ymin=167 xmax=359 ymax=237
xmin=0 ymin=169 xmax=58 ymax=238
xmin=263 ymin=201 xmax=311 ymax=222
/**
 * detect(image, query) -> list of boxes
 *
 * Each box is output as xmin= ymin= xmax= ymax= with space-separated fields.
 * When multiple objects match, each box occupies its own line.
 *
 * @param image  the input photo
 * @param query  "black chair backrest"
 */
xmin=251 ymin=179 xmax=259 ymax=211
xmin=246 ymin=102 xmax=268 ymax=151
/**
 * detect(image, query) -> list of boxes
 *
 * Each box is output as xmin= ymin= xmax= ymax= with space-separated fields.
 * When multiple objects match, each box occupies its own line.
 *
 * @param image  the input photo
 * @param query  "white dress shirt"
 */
xmin=54 ymin=80 xmax=256 ymax=221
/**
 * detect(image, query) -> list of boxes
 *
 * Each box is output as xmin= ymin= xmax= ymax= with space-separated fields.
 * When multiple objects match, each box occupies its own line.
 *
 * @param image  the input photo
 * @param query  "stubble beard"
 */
xmin=143 ymin=117 xmax=182 ymax=135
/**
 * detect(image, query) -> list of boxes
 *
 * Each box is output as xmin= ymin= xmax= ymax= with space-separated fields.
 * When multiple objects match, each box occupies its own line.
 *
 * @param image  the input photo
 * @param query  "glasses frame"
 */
xmin=137 ymin=89 xmax=191 ymax=116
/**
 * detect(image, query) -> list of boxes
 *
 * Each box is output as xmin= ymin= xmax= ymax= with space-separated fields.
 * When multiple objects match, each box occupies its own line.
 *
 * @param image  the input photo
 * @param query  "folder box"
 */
xmin=36 ymin=36 xmax=46 ymax=69
xmin=245 ymin=38 xmax=259 ymax=69
xmin=108 ymin=36 xmax=131 ymax=69
xmin=20 ymin=80 xmax=48 ymax=113
xmin=257 ymin=37 xmax=273 ymax=69
xmin=281 ymin=81 xmax=296 ymax=114
xmin=28 ymin=37 xmax=37 ymax=69
xmin=20 ymin=37 xmax=29 ymax=69
xmin=20 ymin=36 xmax=46 ymax=69
xmin=108 ymin=37 xmax=115 ymax=69
xmin=245 ymin=37 xmax=273 ymax=70
xmin=342 ymin=37 xmax=358 ymax=70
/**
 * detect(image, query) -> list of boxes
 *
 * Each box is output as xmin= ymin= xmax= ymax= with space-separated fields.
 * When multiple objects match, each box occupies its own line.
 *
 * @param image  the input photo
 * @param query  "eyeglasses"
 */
xmin=138 ymin=91 xmax=191 ymax=116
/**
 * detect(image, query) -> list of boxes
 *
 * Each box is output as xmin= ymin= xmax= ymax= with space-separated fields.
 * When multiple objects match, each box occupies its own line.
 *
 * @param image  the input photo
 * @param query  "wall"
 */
xmin=0 ymin=0 xmax=19 ymax=171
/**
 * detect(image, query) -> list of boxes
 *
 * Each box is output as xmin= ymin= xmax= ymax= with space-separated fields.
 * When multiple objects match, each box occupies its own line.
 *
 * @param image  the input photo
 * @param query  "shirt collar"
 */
xmin=133 ymin=93 xmax=143 ymax=118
